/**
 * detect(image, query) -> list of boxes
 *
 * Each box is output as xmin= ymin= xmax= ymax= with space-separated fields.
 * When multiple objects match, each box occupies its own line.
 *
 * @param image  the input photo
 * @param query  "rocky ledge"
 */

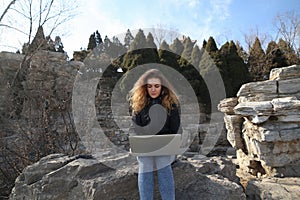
xmin=10 ymin=153 xmax=245 ymax=200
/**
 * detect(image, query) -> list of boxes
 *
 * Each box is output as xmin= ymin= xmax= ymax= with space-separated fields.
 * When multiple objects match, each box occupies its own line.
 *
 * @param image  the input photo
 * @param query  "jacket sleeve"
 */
xmin=169 ymin=104 xmax=182 ymax=134
xmin=130 ymin=111 xmax=147 ymax=135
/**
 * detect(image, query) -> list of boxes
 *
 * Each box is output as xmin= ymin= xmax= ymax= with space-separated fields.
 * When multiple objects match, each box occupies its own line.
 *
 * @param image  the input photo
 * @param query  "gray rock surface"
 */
xmin=10 ymin=153 xmax=245 ymax=200
xmin=246 ymin=177 xmax=300 ymax=200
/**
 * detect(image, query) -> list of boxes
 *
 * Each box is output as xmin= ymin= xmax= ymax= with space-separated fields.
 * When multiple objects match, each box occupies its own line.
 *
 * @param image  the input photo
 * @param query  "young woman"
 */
xmin=128 ymin=68 xmax=181 ymax=200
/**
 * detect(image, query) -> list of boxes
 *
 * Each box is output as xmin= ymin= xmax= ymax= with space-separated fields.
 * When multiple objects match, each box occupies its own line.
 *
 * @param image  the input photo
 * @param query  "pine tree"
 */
xmin=87 ymin=33 xmax=96 ymax=50
xmin=202 ymin=39 xmax=207 ymax=49
xmin=122 ymin=29 xmax=159 ymax=69
xmin=205 ymin=36 xmax=218 ymax=53
xmin=124 ymin=29 xmax=134 ymax=49
xmin=191 ymin=45 xmax=202 ymax=68
xmin=158 ymin=40 xmax=177 ymax=66
xmin=158 ymin=40 xmax=178 ymax=68
xmin=248 ymin=37 xmax=266 ymax=81
xmin=278 ymin=38 xmax=300 ymax=65
xmin=235 ymin=41 xmax=248 ymax=64
xmin=95 ymin=30 xmax=103 ymax=46
xmin=146 ymin=32 xmax=157 ymax=48
xmin=265 ymin=41 xmax=288 ymax=77
xmin=129 ymin=29 xmax=147 ymax=51
xmin=180 ymin=37 xmax=194 ymax=62
xmin=104 ymin=35 xmax=111 ymax=50
xmin=220 ymin=41 xmax=251 ymax=96
xmin=159 ymin=40 xmax=170 ymax=51
xmin=200 ymin=37 xmax=220 ymax=73
xmin=170 ymin=38 xmax=184 ymax=56
xmin=112 ymin=36 xmax=127 ymax=56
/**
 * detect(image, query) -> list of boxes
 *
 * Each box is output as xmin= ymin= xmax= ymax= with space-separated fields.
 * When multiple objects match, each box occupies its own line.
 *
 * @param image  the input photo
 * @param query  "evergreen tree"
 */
xmin=248 ymin=37 xmax=266 ymax=81
xmin=112 ymin=36 xmax=127 ymax=56
xmin=104 ymin=35 xmax=111 ymax=50
xmin=129 ymin=29 xmax=147 ymax=51
xmin=278 ymin=38 xmax=300 ymax=65
xmin=95 ymin=30 xmax=103 ymax=46
xmin=198 ymin=49 xmax=218 ymax=109
xmin=170 ymin=38 xmax=184 ymax=56
xmin=159 ymin=40 xmax=170 ymax=51
xmin=199 ymin=38 xmax=222 ymax=105
xmin=235 ymin=41 xmax=248 ymax=63
xmin=124 ymin=29 xmax=134 ymax=49
xmin=265 ymin=41 xmax=288 ymax=77
xmin=146 ymin=32 xmax=157 ymax=48
xmin=199 ymin=44 xmax=220 ymax=76
xmin=201 ymin=37 xmax=220 ymax=71
xmin=219 ymin=41 xmax=252 ymax=96
xmin=191 ymin=45 xmax=202 ymax=68
xmin=122 ymin=29 xmax=159 ymax=69
xmin=158 ymin=40 xmax=179 ymax=69
xmin=180 ymin=37 xmax=194 ymax=62
xmin=102 ymin=36 xmax=127 ymax=58
xmin=87 ymin=32 xmax=96 ymax=50
xmin=202 ymin=39 xmax=207 ymax=49
xmin=158 ymin=40 xmax=177 ymax=67
xmin=205 ymin=36 xmax=218 ymax=53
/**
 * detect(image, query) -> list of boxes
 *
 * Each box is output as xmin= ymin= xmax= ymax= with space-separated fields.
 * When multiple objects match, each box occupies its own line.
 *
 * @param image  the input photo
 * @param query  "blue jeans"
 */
xmin=137 ymin=155 xmax=175 ymax=200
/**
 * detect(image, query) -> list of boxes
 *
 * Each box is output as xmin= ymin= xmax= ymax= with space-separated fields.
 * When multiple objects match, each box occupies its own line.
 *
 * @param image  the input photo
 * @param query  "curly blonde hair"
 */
xmin=128 ymin=69 xmax=179 ymax=113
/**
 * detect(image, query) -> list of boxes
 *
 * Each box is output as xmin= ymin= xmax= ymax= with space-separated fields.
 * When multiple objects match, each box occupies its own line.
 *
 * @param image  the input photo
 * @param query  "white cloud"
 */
xmin=63 ymin=0 xmax=129 ymax=55
xmin=0 ymin=0 xmax=233 ymax=55
xmin=188 ymin=0 xmax=200 ymax=7
xmin=210 ymin=0 xmax=231 ymax=20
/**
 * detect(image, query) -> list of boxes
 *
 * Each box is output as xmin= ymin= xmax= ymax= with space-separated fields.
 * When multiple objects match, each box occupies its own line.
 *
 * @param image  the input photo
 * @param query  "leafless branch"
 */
xmin=0 ymin=0 xmax=16 ymax=22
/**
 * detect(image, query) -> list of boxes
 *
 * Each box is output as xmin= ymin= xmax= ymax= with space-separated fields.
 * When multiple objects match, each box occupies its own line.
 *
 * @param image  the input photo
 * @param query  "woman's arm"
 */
xmin=169 ymin=105 xmax=182 ymax=134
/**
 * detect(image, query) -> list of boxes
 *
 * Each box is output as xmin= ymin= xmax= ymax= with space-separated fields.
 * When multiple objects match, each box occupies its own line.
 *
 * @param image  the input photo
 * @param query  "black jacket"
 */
xmin=131 ymin=97 xmax=181 ymax=135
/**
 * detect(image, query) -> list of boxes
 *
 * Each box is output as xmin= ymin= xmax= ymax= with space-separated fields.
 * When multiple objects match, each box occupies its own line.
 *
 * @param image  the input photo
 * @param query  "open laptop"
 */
xmin=129 ymin=134 xmax=183 ymax=156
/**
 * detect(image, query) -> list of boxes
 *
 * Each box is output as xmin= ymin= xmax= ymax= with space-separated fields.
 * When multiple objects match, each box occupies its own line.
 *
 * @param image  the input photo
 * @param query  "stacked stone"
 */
xmin=218 ymin=65 xmax=300 ymax=177
xmin=0 ymin=52 xmax=24 ymax=118
xmin=21 ymin=50 xmax=81 ymax=152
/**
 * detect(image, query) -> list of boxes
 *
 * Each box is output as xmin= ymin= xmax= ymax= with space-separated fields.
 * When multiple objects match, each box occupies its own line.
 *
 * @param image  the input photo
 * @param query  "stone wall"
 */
xmin=0 ymin=52 xmax=24 ymax=118
xmin=0 ymin=50 xmax=230 ymax=156
xmin=218 ymin=65 xmax=300 ymax=177
xmin=0 ymin=51 xmax=127 ymax=152
xmin=0 ymin=50 xmax=230 ymax=196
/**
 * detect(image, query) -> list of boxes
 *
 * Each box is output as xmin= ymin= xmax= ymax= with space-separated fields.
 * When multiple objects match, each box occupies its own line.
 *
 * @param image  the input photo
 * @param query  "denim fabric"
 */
xmin=137 ymin=156 xmax=175 ymax=200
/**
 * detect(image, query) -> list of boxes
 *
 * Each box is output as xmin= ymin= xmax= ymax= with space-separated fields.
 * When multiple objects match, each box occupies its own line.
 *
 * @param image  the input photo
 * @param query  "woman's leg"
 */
xmin=155 ymin=156 xmax=175 ymax=200
xmin=137 ymin=156 xmax=154 ymax=200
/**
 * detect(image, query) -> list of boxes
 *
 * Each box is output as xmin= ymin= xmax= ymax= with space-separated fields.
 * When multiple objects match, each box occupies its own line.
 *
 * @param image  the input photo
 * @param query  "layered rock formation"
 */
xmin=218 ymin=65 xmax=300 ymax=177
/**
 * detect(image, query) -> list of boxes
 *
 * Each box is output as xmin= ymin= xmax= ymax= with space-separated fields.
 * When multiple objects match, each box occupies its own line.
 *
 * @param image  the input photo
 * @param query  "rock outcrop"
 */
xmin=218 ymin=65 xmax=300 ymax=177
xmin=10 ymin=153 xmax=245 ymax=200
xmin=218 ymin=65 xmax=300 ymax=199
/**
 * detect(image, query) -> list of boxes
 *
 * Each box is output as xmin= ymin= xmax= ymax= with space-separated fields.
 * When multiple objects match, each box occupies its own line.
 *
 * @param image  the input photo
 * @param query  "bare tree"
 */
xmin=151 ymin=24 xmax=180 ymax=46
xmin=273 ymin=10 xmax=300 ymax=57
xmin=0 ymin=0 xmax=78 ymax=51
xmin=0 ymin=0 xmax=16 ymax=22
xmin=243 ymin=26 xmax=271 ymax=52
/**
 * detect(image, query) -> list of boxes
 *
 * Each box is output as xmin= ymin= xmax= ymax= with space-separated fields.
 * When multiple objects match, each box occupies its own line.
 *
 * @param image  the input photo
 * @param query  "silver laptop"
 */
xmin=129 ymin=134 xmax=183 ymax=156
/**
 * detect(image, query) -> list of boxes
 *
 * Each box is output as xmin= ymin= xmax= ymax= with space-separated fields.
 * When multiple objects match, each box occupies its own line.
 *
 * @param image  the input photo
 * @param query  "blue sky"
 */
xmin=61 ymin=0 xmax=299 ymax=56
xmin=1 ymin=0 xmax=299 ymax=56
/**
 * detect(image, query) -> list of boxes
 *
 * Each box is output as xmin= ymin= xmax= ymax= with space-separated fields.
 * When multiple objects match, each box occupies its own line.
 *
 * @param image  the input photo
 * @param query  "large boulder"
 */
xmin=10 ymin=153 xmax=245 ymax=200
